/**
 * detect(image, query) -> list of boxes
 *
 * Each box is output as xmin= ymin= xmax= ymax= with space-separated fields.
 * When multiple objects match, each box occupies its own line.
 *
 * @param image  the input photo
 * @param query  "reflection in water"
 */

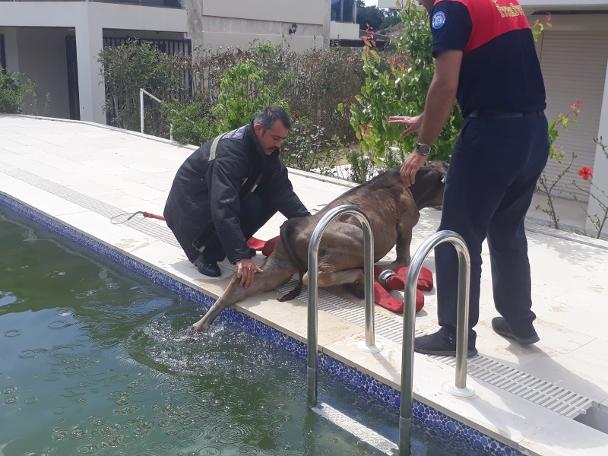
xmin=0 ymin=209 xmax=471 ymax=456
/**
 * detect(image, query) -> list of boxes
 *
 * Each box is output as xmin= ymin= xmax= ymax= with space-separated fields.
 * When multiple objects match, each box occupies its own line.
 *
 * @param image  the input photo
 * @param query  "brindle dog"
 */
xmin=193 ymin=161 xmax=447 ymax=332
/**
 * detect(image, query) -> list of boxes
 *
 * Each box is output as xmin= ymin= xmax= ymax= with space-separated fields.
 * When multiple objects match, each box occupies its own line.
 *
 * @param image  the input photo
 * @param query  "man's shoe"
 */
xmin=248 ymin=248 xmax=257 ymax=257
xmin=194 ymin=257 xmax=221 ymax=277
xmin=492 ymin=317 xmax=539 ymax=345
xmin=414 ymin=329 xmax=478 ymax=358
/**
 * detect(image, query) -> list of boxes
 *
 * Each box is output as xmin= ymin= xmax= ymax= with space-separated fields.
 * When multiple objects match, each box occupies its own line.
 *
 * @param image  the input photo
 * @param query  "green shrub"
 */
xmin=162 ymin=100 xmax=218 ymax=146
xmin=0 ymin=71 xmax=34 ymax=114
xmin=282 ymin=116 xmax=342 ymax=175
xmin=100 ymin=41 xmax=186 ymax=132
xmin=100 ymin=41 xmax=363 ymax=147
xmin=210 ymin=60 xmax=286 ymax=132
xmin=349 ymin=0 xmax=462 ymax=167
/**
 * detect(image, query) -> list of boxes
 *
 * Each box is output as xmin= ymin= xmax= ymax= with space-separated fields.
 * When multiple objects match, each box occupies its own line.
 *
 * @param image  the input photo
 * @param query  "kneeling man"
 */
xmin=164 ymin=107 xmax=310 ymax=287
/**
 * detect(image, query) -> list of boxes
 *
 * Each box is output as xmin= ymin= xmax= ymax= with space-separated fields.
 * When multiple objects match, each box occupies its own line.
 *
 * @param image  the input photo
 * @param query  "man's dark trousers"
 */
xmin=202 ymin=189 xmax=277 ymax=263
xmin=435 ymin=113 xmax=550 ymax=345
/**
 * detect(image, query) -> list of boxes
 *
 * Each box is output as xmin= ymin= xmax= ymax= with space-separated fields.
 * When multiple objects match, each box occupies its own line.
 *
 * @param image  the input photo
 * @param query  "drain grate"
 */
xmin=1 ymin=165 xmax=180 ymax=248
xmin=3 ymin=163 xmax=595 ymax=421
xmin=435 ymin=355 xmax=594 ymax=418
xmin=277 ymin=280 xmax=424 ymax=342
xmin=277 ymin=279 xmax=594 ymax=419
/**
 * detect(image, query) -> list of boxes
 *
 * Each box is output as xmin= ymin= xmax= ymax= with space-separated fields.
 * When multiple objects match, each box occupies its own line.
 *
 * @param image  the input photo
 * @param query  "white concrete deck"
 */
xmin=1 ymin=115 xmax=607 ymax=455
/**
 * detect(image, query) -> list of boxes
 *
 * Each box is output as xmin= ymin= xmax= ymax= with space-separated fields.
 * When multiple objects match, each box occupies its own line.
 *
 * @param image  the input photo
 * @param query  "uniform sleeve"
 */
xmin=207 ymin=141 xmax=252 ymax=263
xmin=268 ymin=163 xmax=310 ymax=219
xmin=431 ymin=1 xmax=472 ymax=57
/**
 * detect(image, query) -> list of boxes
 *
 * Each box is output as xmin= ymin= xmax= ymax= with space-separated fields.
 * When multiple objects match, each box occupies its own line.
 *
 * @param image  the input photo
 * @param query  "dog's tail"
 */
xmin=278 ymin=218 xmax=307 ymax=302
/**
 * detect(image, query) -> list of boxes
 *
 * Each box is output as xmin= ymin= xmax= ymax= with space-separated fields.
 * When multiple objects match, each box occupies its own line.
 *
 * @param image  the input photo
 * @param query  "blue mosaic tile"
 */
xmin=0 ymin=192 xmax=523 ymax=456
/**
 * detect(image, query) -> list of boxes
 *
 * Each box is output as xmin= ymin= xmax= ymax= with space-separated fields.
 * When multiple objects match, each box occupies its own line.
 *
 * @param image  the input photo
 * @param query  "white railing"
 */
xmin=139 ymin=88 xmax=173 ymax=141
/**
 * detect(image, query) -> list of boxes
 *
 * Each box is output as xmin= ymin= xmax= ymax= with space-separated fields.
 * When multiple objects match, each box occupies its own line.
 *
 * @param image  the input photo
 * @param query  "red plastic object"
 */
xmin=261 ymin=235 xmax=281 ymax=257
xmin=246 ymin=237 xmax=266 ymax=251
xmin=373 ymin=280 xmax=424 ymax=313
xmin=374 ymin=265 xmax=434 ymax=292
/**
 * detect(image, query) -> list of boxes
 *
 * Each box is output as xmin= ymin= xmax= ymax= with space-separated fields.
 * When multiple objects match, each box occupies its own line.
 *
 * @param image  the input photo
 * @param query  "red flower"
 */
xmin=292 ymin=111 xmax=301 ymax=120
xmin=578 ymin=166 xmax=593 ymax=181
xmin=570 ymin=99 xmax=583 ymax=116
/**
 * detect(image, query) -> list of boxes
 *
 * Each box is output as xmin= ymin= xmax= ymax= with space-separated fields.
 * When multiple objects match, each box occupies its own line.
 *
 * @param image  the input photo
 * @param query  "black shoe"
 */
xmin=194 ymin=256 xmax=221 ymax=277
xmin=492 ymin=317 xmax=539 ymax=345
xmin=248 ymin=248 xmax=257 ymax=257
xmin=414 ymin=329 xmax=478 ymax=358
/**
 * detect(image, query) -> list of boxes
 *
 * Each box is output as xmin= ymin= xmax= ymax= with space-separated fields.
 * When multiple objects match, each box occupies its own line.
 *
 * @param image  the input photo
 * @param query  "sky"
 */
xmin=364 ymin=0 xmax=379 ymax=5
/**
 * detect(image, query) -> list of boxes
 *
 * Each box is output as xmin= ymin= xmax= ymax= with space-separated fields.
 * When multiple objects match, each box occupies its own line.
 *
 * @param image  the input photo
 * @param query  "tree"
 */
xmin=356 ymin=0 xmax=385 ymax=31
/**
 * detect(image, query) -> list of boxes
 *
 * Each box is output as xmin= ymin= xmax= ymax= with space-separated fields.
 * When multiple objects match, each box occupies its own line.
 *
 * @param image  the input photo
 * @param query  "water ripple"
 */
xmin=0 ymin=291 xmax=17 ymax=307
xmin=48 ymin=320 xmax=74 ymax=330
xmin=19 ymin=348 xmax=49 ymax=359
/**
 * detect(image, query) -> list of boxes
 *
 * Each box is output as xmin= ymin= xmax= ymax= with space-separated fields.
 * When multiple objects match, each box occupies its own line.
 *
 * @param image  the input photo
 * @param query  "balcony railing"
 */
xmin=0 ymin=0 xmax=182 ymax=8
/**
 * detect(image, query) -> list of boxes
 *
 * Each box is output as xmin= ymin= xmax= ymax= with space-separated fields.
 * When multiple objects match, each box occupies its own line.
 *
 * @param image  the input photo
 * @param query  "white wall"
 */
xmin=201 ymin=0 xmax=327 ymax=25
xmin=16 ymin=28 xmax=71 ymax=119
xmin=586 ymin=61 xmax=608 ymax=238
xmin=184 ymin=0 xmax=330 ymax=52
xmin=330 ymin=20 xmax=359 ymax=40
xmin=377 ymin=0 xmax=399 ymax=8
xmin=198 ymin=16 xmax=324 ymax=52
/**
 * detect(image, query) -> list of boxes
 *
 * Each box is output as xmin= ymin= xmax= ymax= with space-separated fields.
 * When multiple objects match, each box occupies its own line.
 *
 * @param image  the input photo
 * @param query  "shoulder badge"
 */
xmin=432 ymin=11 xmax=447 ymax=30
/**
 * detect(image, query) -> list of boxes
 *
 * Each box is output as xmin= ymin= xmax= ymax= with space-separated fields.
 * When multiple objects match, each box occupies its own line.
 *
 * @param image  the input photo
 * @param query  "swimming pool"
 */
xmin=0 ymin=208 xmax=481 ymax=455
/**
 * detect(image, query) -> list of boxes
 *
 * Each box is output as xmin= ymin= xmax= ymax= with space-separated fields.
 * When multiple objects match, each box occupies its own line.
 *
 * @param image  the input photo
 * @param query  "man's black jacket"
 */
xmin=164 ymin=123 xmax=310 ymax=263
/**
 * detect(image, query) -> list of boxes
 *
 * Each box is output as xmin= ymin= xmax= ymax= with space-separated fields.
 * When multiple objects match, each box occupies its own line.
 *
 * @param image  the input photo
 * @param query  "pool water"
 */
xmin=0 ymin=209 xmax=473 ymax=455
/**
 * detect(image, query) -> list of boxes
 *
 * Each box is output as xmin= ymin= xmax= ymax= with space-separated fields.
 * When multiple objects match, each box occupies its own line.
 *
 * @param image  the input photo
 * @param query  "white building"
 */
xmin=0 ymin=0 xmax=360 ymax=123
xmin=0 ymin=0 xmax=189 ymax=124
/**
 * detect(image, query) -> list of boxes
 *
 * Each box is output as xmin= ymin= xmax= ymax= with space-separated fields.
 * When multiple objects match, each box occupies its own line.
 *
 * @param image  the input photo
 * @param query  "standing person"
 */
xmin=389 ymin=0 xmax=549 ymax=356
xmin=164 ymin=107 xmax=310 ymax=288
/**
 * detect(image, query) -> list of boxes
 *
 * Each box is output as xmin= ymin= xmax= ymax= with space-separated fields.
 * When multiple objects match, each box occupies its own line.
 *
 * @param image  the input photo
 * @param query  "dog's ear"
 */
xmin=431 ymin=160 xmax=448 ymax=184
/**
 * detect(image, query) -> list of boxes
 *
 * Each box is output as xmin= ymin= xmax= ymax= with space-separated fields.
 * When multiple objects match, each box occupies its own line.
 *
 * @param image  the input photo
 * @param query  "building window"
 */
xmin=331 ymin=0 xmax=356 ymax=23
xmin=0 ymin=34 xmax=6 ymax=71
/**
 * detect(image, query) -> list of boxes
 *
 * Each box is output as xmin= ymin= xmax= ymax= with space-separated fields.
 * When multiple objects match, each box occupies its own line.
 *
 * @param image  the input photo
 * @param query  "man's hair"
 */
xmin=254 ymin=107 xmax=291 ymax=130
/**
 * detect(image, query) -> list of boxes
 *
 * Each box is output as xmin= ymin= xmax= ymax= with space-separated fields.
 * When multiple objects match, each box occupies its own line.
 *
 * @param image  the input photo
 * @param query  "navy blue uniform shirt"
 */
xmin=430 ymin=0 xmax=546 ymax=116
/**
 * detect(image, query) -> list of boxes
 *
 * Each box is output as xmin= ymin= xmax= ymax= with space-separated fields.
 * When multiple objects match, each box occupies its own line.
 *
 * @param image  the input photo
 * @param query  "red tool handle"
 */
xmin=142 ymin=212 xmax=166 ymax=221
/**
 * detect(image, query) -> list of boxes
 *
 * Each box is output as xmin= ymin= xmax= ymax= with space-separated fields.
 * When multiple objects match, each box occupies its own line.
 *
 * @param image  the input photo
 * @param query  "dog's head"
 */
xmin=411 ymin=160 xmax=448 ymax=210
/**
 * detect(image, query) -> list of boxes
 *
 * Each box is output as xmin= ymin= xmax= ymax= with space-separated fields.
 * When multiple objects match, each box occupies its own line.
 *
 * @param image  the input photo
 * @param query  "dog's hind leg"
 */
xmin=192 ymin=247 xmax=296 ymax=332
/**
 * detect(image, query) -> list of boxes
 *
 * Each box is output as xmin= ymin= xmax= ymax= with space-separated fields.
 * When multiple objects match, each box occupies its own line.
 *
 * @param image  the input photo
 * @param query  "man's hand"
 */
xmin=388 ymin=114 xmax=423 ymax=137
xmin=400 ymin=151 xmax=427 ymax=187
xmin=236 ymin=258 xmax=263 ymax=288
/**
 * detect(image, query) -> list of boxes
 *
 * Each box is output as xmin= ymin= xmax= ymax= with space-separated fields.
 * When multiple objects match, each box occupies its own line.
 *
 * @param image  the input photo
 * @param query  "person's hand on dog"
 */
xmin=236 ymin=258 xmax=263 ymax=288
xmin=400 ymin=151 xmax=427 ymax=187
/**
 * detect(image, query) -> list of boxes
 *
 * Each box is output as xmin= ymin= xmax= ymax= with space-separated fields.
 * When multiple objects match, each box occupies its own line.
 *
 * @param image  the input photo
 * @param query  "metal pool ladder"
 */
xmin=307 ymin=204 xmax=379 ymax=407
xmin=306 ymin=204 xmax=475 ymax=455
xmin=398 ymin=230 xmax=475 ymax=455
